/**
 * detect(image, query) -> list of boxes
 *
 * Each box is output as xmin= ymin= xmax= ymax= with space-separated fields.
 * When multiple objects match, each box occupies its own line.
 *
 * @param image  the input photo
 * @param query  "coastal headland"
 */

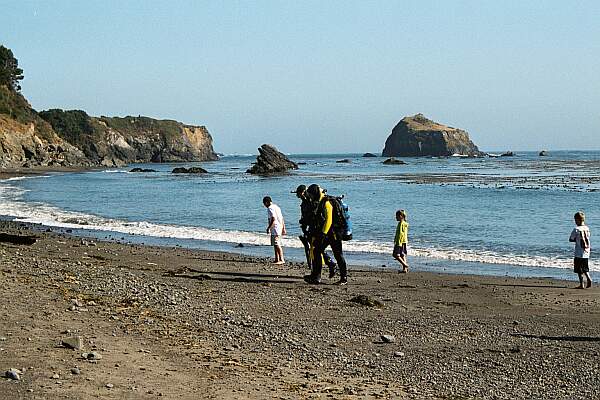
xmin=1 ymin=220 xmax=598 ymax=399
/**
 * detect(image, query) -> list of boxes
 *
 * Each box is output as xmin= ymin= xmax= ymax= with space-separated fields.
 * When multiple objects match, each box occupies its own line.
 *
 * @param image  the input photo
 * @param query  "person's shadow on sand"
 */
xmin=511 ymin=333 xmax=600 ymax=342
xmin=165 ymin=268 xmax=302 ymax=284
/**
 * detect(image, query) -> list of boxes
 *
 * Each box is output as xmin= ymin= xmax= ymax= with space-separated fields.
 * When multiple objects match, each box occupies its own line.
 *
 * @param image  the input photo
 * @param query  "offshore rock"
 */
xmin=247 ymin=144 xmax=298 ymax=175
xmin=382 ymin=114 xmax=482 ymax=157
xmin=382 ymin=157 xmax=406 ymax=165
xmin=130 ymin=168 xmax=157 ymax=173
xmin=539 ymin=150 xmax=548 ymax=156
xmin=171 ymin=167 xmax=207 ymax=174
xmin=362 ymin=152 xmax=378 ymax=157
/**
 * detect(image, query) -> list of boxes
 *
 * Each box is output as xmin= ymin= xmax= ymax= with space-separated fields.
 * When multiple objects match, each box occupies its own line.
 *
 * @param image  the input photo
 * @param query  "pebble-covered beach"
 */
xmin=1 ymin=220 xmax=599 ymax=399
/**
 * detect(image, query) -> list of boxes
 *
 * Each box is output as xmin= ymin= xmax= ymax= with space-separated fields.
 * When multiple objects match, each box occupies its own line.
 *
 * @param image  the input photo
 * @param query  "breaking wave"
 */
xmin=0 ymin=179 xmax=584 ymax=271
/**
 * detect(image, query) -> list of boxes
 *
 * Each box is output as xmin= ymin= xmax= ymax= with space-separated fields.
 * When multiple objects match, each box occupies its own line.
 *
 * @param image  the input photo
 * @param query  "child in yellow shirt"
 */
xmin=393 ymin=209 xmax=409 ymax=273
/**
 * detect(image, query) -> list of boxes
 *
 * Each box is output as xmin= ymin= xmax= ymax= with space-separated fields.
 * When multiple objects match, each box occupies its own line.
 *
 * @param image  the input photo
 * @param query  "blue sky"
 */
xmin=2 ymin=1 xmax=599 ymax=153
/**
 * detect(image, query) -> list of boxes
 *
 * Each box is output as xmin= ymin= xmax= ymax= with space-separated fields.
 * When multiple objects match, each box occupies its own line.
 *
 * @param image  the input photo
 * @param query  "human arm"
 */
xmin=266 ymin=216 xmax=274 ymax=234
xmin=581 ymin=230 xmax=590 ymax=249
xmin=569 ymin=228 xmax=577 ymax=242
xmin=394 ymin=223 xmax=401 ymax=245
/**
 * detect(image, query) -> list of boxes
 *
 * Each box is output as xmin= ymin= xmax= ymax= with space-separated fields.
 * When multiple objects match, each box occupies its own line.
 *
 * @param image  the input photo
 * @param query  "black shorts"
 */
xmin=393 ymin=243 xmax=407 ymax=257
xmin=574 ymin=257 xmax=589 ymax=274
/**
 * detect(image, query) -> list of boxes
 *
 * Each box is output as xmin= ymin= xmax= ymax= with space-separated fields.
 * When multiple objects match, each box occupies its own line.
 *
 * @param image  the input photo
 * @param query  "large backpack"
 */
xmin=323 ymin=195 xmax=353 ymax=241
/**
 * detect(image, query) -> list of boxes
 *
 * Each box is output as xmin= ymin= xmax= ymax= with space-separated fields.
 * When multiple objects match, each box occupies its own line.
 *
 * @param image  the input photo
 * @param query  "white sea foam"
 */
xmin=0 ymin=180 xmax=592 ymax=271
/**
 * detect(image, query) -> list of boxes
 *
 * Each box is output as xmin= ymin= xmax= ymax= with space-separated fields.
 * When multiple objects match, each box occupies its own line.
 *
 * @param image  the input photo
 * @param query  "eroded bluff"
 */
xmin=0 ymin=85 xmax=218 ymax=168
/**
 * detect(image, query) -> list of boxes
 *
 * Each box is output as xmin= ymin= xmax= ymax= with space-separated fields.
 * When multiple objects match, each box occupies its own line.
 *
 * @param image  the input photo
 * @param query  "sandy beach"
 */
xmin=0 ymin=220 xmax=598 ymax=399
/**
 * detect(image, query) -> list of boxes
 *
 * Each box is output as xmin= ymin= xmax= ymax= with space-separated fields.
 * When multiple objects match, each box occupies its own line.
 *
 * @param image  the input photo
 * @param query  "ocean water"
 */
xmin=1 ymin=151 xmax=599 ymax=280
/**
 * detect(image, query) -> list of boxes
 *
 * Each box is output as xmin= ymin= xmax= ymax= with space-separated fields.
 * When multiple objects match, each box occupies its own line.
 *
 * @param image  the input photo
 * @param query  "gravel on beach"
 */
xmin=0 ymin=220 xmax=599 ymax=399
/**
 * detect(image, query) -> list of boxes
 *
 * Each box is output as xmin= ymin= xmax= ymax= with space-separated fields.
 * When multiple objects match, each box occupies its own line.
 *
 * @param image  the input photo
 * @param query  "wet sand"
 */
xmin=0 ymin=220 xmax=599 ymax=399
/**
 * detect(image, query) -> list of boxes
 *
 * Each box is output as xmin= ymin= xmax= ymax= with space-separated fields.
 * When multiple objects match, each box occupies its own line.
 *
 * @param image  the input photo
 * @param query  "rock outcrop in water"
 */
xmin=247 ymin=144 xmax=298 ymax=175
xmin=382 ymin=114 xmax=483 ymax=157
xmin=0 ymin=85 xmax=218 ymax=168
xmin=382 ymin=157 xmax=406 ymax=165
xmin=172 ymin=167 xmax=208 ymax=174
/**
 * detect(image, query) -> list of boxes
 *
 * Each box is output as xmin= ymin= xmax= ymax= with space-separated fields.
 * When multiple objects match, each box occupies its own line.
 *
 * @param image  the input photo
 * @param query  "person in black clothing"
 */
xmin=293 ymin=185 xmax=337 ymax=277
xmin=303 ymin=184 xmax=348 ymax=285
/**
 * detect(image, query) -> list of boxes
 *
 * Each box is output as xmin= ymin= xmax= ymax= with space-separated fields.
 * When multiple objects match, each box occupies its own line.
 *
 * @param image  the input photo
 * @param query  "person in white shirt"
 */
xmin=569 ymin=211 xmax=592 ymax=289
xmin=263 ymin=196 xmax=286 ymax=264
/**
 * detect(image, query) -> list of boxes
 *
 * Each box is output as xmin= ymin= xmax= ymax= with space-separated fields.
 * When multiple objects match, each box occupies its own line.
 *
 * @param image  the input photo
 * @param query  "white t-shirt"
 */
xmin=267 ymin=203 xmax=284 ymax=236
xmin=570 ymin=225 xmax=591 ymax=258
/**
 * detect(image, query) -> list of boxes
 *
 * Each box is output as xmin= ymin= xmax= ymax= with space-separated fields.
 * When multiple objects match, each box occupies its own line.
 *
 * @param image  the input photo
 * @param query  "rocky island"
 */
xmin=382 ymin=114 xmax=483 ymax=157
xmin=247 ymin=144 xmax=298 ymax=175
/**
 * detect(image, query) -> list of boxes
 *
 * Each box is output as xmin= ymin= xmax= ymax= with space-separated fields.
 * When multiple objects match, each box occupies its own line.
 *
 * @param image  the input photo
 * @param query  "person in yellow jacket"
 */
xmin=393 ymin=209 xmax=409 ymax=273
xmin=303 ymin=184 xmax=348 ymax=285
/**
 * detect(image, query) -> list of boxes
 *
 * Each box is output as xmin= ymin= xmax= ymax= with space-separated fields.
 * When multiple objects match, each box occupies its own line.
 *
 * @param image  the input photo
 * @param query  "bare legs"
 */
xmin=394 ymin=254 xmax=409 ymax=273
xmin=576 ymin=272 xmax=592 ymax=289
xmin=274 ymin=245 xmax=285 ymax=264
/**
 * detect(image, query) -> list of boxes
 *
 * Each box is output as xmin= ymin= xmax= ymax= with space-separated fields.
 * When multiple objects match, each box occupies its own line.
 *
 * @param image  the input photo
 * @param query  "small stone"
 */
xmin=394 ymin=351 xmax=405 ymax=357
xmin=86 ymin=352 xmax=102 ymax=360
xmin=5 ymin=368 xmax=21 ymax=380
xmin=381 ymin=335 xmax=395 ymax=343
xmin=71 ymin=367 xmax=81 ymax=375
xmin=106 ymin=383 xmax=114 ymax=388
xmin=52 ymin=373 xmax=60 ymax=379
xmin=72 ymin=299 xmax=84 ymax=307
xmin=62 ymin=336 xmax=83 ymax=350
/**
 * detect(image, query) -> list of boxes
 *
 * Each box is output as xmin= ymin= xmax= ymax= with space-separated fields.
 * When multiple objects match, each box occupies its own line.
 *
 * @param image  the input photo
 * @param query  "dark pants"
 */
xmin=312 ymin=233 xmax=347 ymax=279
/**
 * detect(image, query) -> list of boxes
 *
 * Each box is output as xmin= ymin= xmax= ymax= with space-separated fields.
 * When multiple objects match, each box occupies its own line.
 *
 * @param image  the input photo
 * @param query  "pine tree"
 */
xmin=0 ymin=45 xmax=24 ymax=91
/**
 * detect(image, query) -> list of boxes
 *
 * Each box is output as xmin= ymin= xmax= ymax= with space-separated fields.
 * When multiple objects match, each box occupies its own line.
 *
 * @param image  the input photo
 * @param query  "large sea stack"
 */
xmin=382 ymin=114 xmax=482 ymax=157
xmin=247 ymin=144 xmax=298 ymax=175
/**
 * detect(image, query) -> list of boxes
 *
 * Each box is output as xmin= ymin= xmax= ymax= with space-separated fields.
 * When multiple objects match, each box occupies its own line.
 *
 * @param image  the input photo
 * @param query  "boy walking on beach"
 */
xmin=569 ymin=211 xmax=592 ymax=289
xmin=263 ymin=196 xmax=286 ymax=264
xmin=394 ymin=209 xmax=409 ymax=273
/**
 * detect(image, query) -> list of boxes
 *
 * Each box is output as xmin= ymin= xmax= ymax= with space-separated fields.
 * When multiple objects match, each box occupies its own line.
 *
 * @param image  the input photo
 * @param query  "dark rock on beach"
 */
xmin=382 ymin=157 xmax=406 ymax=165
xmin=247 ymin=144 xmax=298 ymax=175
xmin=382 ymin=114 xmax=483 ymax=157
xmin=172 ymin=167 xmax=208 ymax=174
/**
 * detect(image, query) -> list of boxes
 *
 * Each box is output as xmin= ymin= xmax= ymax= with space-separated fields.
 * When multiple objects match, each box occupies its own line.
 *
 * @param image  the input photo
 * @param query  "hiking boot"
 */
xmin=334 ymin=277 xmax=348 ymax=286
xmin=303 ymin=275 xmax=321 ymax=285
